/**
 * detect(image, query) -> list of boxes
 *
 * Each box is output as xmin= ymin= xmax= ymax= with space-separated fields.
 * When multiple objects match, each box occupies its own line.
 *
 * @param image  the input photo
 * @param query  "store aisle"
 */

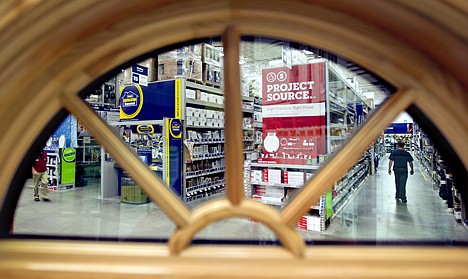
xmin=13 ymin=156 xmax=468 ymax=243
xmin=324 ymin=156 xmax=468 ymax=242
xmin=13 ymin=182 xmax=277 ymax=241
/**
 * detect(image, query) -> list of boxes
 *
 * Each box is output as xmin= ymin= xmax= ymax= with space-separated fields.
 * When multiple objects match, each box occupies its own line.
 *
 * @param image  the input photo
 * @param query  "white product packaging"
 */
xmin=200 ymin=92 xmax=209 ymax=102
xmin=250 ymin=170 xmax=263 ymax=183
xmin=199 ymin=109 xmax=206 ymax=119
xmin=284 ymin=171 xmax=305 ymax=186
xmin=264 ymin=169 xmax=281 ymax=183
xmin=265 ymin=187 xmax=284 ymax=198
xmin=262 ymin=196 xmax=283 ymax=203
xmin=186 ymin=89 xmax=196 ymax=99
xmin=186 ymin=107 xmax=194 ymax=117
xmin=187 ymin=117 xmax=194 ymax=126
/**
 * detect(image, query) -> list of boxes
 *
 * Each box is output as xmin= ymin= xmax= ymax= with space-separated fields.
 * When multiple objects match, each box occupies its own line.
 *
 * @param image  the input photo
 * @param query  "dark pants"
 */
xmin=394 ymin=169 xmax=408 ymax=201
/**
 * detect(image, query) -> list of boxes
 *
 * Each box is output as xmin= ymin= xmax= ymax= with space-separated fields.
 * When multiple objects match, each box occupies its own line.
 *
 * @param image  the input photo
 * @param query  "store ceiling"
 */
xmin=239 ymin=40 xmax=393 ymax=105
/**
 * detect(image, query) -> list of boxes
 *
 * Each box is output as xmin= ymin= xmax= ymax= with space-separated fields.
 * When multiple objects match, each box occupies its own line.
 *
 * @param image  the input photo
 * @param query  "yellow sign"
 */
xmin=175 ymin=79 xmax=182 ymax=119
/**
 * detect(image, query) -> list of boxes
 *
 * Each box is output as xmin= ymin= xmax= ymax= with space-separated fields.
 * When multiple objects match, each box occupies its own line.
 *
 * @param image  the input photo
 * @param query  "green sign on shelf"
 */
xmin=61 ymin=148 xmax=76 ymax=184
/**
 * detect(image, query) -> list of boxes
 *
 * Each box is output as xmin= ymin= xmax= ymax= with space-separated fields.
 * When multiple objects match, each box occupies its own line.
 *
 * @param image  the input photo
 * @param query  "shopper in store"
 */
xmin=32 ymin=150 xmax=50 ymax=202
xmin=388 ymin=140 xmax=414 ymax=203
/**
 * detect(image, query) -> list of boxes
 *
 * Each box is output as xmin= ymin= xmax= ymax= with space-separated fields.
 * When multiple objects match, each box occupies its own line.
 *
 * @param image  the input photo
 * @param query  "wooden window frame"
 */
xmin=0 ymin=1 xmax=467 ymax=278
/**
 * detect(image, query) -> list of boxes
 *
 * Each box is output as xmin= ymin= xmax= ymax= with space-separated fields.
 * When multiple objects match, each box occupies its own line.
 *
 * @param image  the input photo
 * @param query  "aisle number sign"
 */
xmin=132 ymin=64 xmax=148 ymax=86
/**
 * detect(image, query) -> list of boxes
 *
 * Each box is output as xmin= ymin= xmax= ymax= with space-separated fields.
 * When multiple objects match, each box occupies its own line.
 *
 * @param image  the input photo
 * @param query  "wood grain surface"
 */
xmin=0 ymin=0 xmax=467 ymax=278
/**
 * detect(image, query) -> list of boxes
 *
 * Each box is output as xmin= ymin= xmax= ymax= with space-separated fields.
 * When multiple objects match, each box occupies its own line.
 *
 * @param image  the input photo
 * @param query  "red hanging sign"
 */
xmin=259 ymin=63 xmax=327 ymax=165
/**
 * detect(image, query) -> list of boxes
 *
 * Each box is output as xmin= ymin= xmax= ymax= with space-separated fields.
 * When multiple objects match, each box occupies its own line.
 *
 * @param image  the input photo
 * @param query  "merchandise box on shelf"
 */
xmin=157 ymin=45 xmax=204 ymax=83
xmin=158 ymin=59 xmax=203 ymax=83
xmin=201 ymin=43 xmax=221 ymax=67
xmin=157 ymin=43 xmax=223 ymax=87
xmin=183 ymin=80 xmax=233 ymax=202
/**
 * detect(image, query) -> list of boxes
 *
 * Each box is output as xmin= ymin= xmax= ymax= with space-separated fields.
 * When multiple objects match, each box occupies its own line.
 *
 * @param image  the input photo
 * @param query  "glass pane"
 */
xmin=14 ymin=39 xmax=229 ymax=239
xmin=14 ymin=119 xmax=177 ymax=239
xmin=238 ymin=37 xmax=468 ymax=243
xmin=12 ymin=36 xmax=468 ymax=245
xmin=324 ymin=121 xmax=468 ymax=242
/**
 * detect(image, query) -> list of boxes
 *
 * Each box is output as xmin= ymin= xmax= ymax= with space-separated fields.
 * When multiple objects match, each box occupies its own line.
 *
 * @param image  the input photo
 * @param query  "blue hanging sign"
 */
xmin=132 ymin=65 xmax=148 ymax=76
xmin=119 ymin=80 xmax=182 ymax=121
xmin=132 ymin=65 xmax=148 ymax=86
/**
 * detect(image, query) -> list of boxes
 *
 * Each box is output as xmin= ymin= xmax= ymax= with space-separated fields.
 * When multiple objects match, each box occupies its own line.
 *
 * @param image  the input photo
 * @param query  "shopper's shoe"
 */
xmin=401 ymin=199 xmax=407 ymax=203
xmin=34 ymin=197 xmax=40 ymax=202
xmin=42 ymin=197 xmax=50 ymax=202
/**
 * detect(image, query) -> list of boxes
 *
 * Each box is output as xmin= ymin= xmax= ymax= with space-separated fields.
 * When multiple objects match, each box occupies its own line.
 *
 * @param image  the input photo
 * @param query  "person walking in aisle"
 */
xmin=32 ymin=150 xmax=50 ymax=202
xmin=388 ymin=140 xmax=414 ymax=203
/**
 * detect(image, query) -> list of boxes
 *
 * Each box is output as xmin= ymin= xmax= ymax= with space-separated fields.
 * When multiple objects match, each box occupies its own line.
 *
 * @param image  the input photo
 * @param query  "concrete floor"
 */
xmin=13 ymin=157 xmax=468 ymax=244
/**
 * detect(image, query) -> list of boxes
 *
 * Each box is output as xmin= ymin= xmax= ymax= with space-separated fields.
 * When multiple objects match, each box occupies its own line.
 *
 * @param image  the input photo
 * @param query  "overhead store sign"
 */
xmin=120 ymin=84 xmax=144 ymax=119
xmin=259 ymin=63 xmax=327 ymax=165
xmin=132 ymin=64 xmax=148 ymax=86
xmin=119 ymin=80 xmax=182 ymax=121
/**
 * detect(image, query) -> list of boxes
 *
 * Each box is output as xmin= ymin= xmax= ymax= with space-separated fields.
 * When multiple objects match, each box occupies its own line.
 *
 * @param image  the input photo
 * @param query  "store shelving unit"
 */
xmin=243 ymin=61 xmax=372 ymax=232
xmin=249 ymin=162 xmax=320 ymax=207
xmin=242 ymin=96 xmax=256 ymax=161
xmin=332 ymin=155 xmax=370 ymax=217
xmin=75 ymin=136 xmax=101 ymax=187
xmin=327 ymin=63 xmax=370 ymax=153
xmin=413 ymin=125 xmax=465 ymax=223
xmin=253 ymin=98 xmax=263 ymax=159
xmin=415 ymin=133 xmax=435 ymax=183
xmin=85 ymin=77 xmax=118 ymax=107
xmin=45 ymin=149 xmax=77 ymax=191
xmin=184 ymin=80 xmax=227 ymax=202
xmin=45 ymin=150 xmax=59 ymax=189
xmin=247 ymin=162 xmax=331 ymax=231
xmin=182 ymin=78 xmax=265 ymax=202
xmin=384 ymin=133 xmax=413 ymax=153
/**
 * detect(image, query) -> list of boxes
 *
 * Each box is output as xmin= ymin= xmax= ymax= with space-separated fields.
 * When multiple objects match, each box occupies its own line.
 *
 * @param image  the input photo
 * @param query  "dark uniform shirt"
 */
xmin=389 ymin=149 xmax=413 ymax=172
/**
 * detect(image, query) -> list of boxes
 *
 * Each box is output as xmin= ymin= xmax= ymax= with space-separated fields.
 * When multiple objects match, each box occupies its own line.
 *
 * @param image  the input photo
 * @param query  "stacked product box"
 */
xmin=283 ymin=171 xmax=305 ymax=186
xmin=251 ymin=168 xmax=285 ymax=205
xmin=297 ymin=215 xmax=324 ymax=232
xmin=305 ymin=172 xmax=313 ymax=182
xmin=157 ymin=45 xmax=203 ymax=83
xmin=186 ymin=130 xmax=224 ymax=142
xmin=254 ymin=186 xmax=284 ymax=198
xmin=202 ymin=43 xmax=222 ymax=87
xmin=252 ymin=188 xmax=284 ymax=205
xmin=250 ymin=170 xmax=263 ymax=183
xmin=186 ymin=107 xmax=224 ymax=127
xmin=263 ymin=168 xmax=282 ymax=184
xmin=186 ymin=89 xmax=224 ymax=105
xmin=244 ymin=161 xmax=252 ymax=199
